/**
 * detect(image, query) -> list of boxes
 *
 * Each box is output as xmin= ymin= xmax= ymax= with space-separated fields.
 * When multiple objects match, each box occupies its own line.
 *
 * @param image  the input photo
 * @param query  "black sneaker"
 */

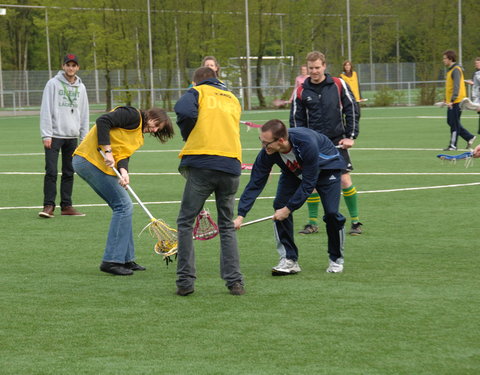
xmin=124 ymin=261 xmax=146 ymax=271
xmin=228 ymin=282 xmax=245 ymax=295
xmin=349 ymin=222 xmax=363 ymax=236
xmin=100 ymin=262 xmax=134 ymax=276
xmin=176 ymin=287 xmax=194 ymax=296
xmin=298 ymin=224 xmax=318 ymax=234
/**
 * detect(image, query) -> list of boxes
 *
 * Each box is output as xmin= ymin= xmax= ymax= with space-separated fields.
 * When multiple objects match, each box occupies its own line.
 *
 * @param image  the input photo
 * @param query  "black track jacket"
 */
xmin=290 ymin=74 xmax=359 ymax=141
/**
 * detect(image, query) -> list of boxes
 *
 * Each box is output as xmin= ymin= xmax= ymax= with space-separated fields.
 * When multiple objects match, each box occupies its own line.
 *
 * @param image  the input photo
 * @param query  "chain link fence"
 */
xmin=0 ymin=62 xmax=462 ymax=114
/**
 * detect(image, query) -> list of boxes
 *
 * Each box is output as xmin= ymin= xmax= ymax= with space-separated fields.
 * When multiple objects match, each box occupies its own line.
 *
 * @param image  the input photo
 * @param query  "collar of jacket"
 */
xmin=196 ymin=78 xmax=227 ymax=90
xmin=304 ymin=73 xmax=335 ymax=88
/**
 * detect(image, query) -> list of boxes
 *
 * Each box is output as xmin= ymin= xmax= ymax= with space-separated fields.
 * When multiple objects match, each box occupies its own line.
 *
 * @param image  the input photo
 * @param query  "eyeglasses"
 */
xmin=259 ymin=137 xmax=278 ymax=148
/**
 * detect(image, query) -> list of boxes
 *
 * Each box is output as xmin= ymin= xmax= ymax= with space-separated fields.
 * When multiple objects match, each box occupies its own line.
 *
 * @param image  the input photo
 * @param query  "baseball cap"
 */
xmin=63 ymin=54 xmax=79 ymax=65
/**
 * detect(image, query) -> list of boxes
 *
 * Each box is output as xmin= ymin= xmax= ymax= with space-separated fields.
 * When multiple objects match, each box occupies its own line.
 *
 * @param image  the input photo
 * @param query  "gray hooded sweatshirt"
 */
xmin=40 ymin=70 xmax=89 ymax=141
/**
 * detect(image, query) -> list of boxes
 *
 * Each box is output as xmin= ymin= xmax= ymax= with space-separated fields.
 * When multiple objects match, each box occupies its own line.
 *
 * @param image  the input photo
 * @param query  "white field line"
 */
xmin=2 ymin=181 xmax=480 ymax=211
xmin=244 ymin=115 xmax=480 ymax=121
xmin=0 ymin=147 xmax=472 ymax=157
xmin=2 ymin=171 xmax=480 ymax=176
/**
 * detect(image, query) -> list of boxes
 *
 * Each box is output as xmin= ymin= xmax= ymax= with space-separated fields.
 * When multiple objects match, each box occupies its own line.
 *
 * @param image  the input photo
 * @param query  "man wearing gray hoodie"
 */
xmin=39 ymin=54 xmax=90 ymax=218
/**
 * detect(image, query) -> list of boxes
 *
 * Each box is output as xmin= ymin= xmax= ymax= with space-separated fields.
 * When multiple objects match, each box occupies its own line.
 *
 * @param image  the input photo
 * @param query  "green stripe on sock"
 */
xmin=342 ymin=185 xmax=359 ymax=221
xmin=307 ymin=192 xmax=319 ymax=225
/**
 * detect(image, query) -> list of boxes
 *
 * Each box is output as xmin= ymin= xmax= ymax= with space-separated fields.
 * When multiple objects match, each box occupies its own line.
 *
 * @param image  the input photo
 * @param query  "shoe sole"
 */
xmin=100 ymin=269 xmax=134 ymax=276
xmin=38 ymin=212 xmax=54 ymax=218
xmin=271 ymin=269 xmax=299 ymax=276
xmin=176 ymin=289 xmax=194 ymax=296
xmin=349 ymin=232 xmax=362 ymax=236
xmin=229 ymin=289 xmax=246 ymax=295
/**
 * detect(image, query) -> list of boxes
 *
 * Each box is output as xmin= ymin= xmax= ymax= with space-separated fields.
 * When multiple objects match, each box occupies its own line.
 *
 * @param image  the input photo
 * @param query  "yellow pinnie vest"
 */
xmin=340 ymin=71 xmax=361 ymax=102
xmin=445 ymin=65 xmax=466 ymax=104
xmin=74 ymin=110 xmax=144 ymax=176
xmin=179 ymin=84 xmax=242 ymax=162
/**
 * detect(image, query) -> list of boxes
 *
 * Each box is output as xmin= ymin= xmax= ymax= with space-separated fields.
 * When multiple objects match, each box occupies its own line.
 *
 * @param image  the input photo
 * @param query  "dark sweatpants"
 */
xmin=273 ymin=169 xmax=346 ymax=263
xmin=447 ymin=103 xmax=474 ymax=148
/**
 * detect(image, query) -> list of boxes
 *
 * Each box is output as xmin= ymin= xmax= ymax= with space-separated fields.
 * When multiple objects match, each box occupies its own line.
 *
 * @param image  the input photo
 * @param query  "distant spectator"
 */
xmin=289 ymin=65 xmax=309 ymax=103
xmin=39 ymin=54 xmax=89 ymax=218
xmin=465 ymin=57 xmax=480 ymax=134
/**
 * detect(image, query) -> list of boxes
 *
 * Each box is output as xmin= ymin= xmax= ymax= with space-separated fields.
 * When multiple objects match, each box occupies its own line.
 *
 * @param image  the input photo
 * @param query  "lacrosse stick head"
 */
xmin=460 ymin=97 xmax=480 ymax=111
xmin=437 ymin=152 xmax=473 ymax=160
xmin=140 ymin=218 xmax=178 ymax=264
xmin=193 ymin=209 xmax=219 ymax=240
xmin=437 ymin=152 xmax=474 ymax=168
xmin=241 ymin=163 xmax=253 ymax=170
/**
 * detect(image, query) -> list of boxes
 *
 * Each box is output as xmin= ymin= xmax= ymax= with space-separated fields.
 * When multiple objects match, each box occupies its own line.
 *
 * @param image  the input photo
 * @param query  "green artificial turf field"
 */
xmin=1 ymin=106 xmax=479 ymax=374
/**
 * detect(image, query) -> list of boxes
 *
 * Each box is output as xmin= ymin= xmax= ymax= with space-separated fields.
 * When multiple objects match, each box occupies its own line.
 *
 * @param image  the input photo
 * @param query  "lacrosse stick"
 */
xmin=241 ymin=215 xmax=273 ymax=227
xmin=434 ymin=101 xmax=448 ymax=108
xmin=240 ymin=120 xmax=263 ymax=129
xmin=98 ymin=148 xmax=178 ymax=264
xmin=193 ymin=208 xmax=219 ymax=240
xmin=460 ymin=97 xmax=480 ymax=112
xmin=178 ymin=169 xmax=219 ymax=241
xmin=241 ymin=163 xmax=253 ymax=170
xmin=272 ymin=99 xmax=289 ymax=108
xmin=437 ymin=151 xmax=474 ymax=168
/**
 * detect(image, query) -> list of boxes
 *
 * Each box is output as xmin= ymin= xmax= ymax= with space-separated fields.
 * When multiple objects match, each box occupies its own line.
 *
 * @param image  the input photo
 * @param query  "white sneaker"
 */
xmin=272 ymin=258 xmax=286 ymax=270
xmin=272 ymin=258 xmax=301 ymax=275
xmin=467 ymin=136 xmax=476 ymax=150
xmin=326 ymin=259 xmax=344 ymax=273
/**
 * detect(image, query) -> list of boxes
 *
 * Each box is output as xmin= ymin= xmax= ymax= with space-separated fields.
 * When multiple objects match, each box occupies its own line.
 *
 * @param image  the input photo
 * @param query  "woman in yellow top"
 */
xmin=340 ymin=60 xmax=363 ymax=121
xmin=202 ymin=56 xmax=221 ymax=78
xmin=72 ymin=106 xmax=174 ymax=276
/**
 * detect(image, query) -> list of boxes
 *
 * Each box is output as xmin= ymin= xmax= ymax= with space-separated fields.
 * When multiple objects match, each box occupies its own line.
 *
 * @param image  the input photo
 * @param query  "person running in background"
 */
xmin=441 ymin=49 xmax=475 ymax=151
xmin=39 ymin=54 xmax=89 ymax=218
xmin=291 ymin=51 xmax=362 ymax=236
xmin=465 ymin=57 xmax=480 ymax=134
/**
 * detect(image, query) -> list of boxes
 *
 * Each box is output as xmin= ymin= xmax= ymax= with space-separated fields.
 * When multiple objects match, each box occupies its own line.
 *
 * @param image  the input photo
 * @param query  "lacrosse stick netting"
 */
xmin=193 ymin=209 xmax=219 ymax=240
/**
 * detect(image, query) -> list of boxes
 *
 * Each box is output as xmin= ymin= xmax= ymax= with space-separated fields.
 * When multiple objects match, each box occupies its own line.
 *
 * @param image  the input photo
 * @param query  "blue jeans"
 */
xmin=176 ymin=167 xmax=243 ymax=289
xmin=72 ymin=155 xmax=135 ymax=263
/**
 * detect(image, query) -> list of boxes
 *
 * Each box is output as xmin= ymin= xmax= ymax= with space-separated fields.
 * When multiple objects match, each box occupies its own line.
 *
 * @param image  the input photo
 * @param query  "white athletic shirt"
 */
xmin=280 ymin=149 xmax=302 ymax=179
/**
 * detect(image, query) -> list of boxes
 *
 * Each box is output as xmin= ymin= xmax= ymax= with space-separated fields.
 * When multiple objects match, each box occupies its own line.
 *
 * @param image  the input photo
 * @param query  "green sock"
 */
xmin=342 ymin=185 xmax=359 ymax=223
xmin=306 ymin=193 xmax=320 ymax=225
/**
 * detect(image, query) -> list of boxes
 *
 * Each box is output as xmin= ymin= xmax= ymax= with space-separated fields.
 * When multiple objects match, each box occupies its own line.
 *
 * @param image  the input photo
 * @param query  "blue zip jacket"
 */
xmin=237 ymin=127 xmax=346 ymax=217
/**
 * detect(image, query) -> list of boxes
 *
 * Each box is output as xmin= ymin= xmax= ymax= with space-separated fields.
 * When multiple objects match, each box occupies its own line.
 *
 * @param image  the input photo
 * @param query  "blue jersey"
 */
xmin=237 ymin=127 xmax=346 ymax=216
